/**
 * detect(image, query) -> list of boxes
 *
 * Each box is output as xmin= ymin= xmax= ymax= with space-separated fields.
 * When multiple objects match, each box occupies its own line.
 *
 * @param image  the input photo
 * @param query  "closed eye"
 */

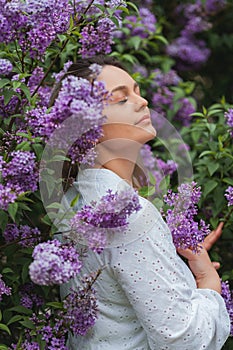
xmin=118 ymin=97 xmax=128 ymax=104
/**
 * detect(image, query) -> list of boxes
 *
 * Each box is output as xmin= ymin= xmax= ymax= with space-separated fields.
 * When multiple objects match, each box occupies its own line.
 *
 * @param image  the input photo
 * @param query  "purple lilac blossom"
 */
xmin=2 ymin=150 xmax=38 ymax=193
xmin=225 ymin=186 xmax=233 ymax=206
xmin=164 ymin=182 xmax=210 ymax=252
xmin=224 ymin=108 xmax=233 ymax=137
xmin=124 ymin=7 xmax=156 ymax=39
xmin=221 ymin=280 xmax=233 ymax=336
xmin=40 ymin=324 xmax=68 ymax=349
xmin=140 ymin=144 xmax=177 ymax=191
xmin=28 ymin=66 xmax=52 ymax=108
xmin=20 ymin=282 xmax=44 ymax=308
xmin=175 ymin=97 xmax=196 ymax=126
xmin=152 ymin=86 xmax=174 ymax=112
xmin=0 ymin=274 xmax=11 ymax=301
xmin=205 ymin=0 xmax=227 ymax=14
xmin=52 ymin=61 xmax=73 ymax=84
xmin=166 ymin=36 xmax=211 ymax=70
xmin=156 ymin=159 xmax=178 ymax=176
xmin=79 ymin=18 xmax=116 ymax=58
xmin=29 ymin=239 xmax=82 ymax=285
xmin=28 ymin=74 xmax=108 ymax=164
xmin=132 ymin=64 xmax=148 ymax=78
xmin=0 ymin=0 xmax=71 ymax=58
xmin=140 ymin=144 xmax=156 ymax=171
xmin=152 ymin=69 xmax=181 ymax=88
xmin=69 ymin=188 xmax=141 ymax=253
xmin=0 ymin=184 xmax=17 ymax=210
xmin=61 ymin=274 xmax=98 ymax=336
xmin=4 ymin=223 xmax=41 ymax=247
xmin=0 ymin=58 xmax=13 ymax=75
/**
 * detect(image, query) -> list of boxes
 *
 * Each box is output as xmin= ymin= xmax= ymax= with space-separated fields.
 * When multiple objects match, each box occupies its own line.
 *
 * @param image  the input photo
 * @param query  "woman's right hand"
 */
xmin=177 ymin=244 xmax=222 ymax=294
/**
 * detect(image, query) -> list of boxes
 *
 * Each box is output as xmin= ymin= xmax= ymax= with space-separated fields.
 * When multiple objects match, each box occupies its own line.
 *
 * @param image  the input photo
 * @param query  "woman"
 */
xmin=58 ymin=55 xmax=230 ymax=349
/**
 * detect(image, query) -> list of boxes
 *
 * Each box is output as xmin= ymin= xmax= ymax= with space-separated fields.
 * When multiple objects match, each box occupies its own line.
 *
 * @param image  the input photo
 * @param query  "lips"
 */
xmin=135 ymin=114 xmax=151 ymax=125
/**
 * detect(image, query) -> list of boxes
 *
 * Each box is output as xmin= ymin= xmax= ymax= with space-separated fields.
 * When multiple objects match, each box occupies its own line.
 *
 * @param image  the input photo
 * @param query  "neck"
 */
xmin=94 ymin=141 xmax=141 ymax=184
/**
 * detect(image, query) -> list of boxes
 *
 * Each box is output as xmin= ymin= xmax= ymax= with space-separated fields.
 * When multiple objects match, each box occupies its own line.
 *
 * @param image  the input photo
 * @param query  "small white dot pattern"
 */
xmin=59 ymin=169 xmax=230 ymax=350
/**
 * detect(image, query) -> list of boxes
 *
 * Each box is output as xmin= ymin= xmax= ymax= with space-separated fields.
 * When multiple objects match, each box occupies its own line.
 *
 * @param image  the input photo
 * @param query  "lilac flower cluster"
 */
xmin=29 ymin=239 xmax=82 ymax=285
xmin=1 ymin=150 xmax=38 ymax=192
xmin=152 ymin=69 xmax=181 ymax=88
xmin=164 ymin=182 xmax=210 ymax=252
xmin=40 ymin=323 xmax=68 ymax=349
xmin=20 ymin=282 xmax=44 ymax=309
xmin=175 ymin=97 xmax=196 ymax=126
xmin=166 ymin=2 xmax=213 ymax=70
xmin=79 ymin=18 xmax=116 ymax=58
xmin=0 ymin=150 xmax=38 ymax=209
xmin=62 ymin=274 xmax=98 ymax=336
xmin=0 ymin=274 xmax=11 ymax=301
xmin=221 ymin=280 xmax=233 ymax=336
xmin=225 ymin=186 xmax=233 ymax=206
xmin=27 ymin=72 xmax=108 ymax=164
xmin=0 ymin=0 xmax=71 ymax=58
xmin=150 ymin=68 xmax=196 ymax=126
xmin=123 ymin=7 xmax=156 ymax=39
xmin=69 ymin=188 xmax=141 ymax=253
xmin=3 ymin=223 xmax=41 ymax=248
xmin=224 ymin=108 xmax=233 ymax=137
xmin=205 ymin=0 xmax=227 ymax=14
xmin=0 ymin=58 xmax=13 ymax=75
xmin=140 ymin=144 xmax=177 ymax=191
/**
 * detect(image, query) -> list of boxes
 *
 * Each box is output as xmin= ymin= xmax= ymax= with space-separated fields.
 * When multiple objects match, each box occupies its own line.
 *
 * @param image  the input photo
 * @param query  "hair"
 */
xmin=49 ymin=55 xmax=125 ymax=107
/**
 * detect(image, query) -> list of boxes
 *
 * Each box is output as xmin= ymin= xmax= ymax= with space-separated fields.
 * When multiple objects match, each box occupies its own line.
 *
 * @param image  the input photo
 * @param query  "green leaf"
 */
xmin=3 ymin=89 xmax=16 ymax=105
xmin=207 ymin=162 xmax=219 ymax=176
xmin=19 ymin=83 xmax=31 ymax=101
xmin=222 ymin=178 xmax=233 ymax=186
xmin=19 ymin=318 xmax=35 ymax=329
xmin=46 ymin=301 xmax=63 ymax=309
xmin=0 ymin=344 xmax=9 ymax=350
xmin=0 ymin=323 xmax=11 ymax=335
xmin=203 ymin=180 xmax=218 ymax=197
xmin=0 ymin=210 xmax=8 ymax=232
xmin=8 ymin=202 xmax=18 ymax=222
xmin=7 ymin=315 xmax=23 ymax=325
xmin=9 ymin=305 xmax=33 ymax=315
xmin=70 ymin=193 xmax=80 ymax=208
xmin=0 ymin=78 xmax=10 ymax=88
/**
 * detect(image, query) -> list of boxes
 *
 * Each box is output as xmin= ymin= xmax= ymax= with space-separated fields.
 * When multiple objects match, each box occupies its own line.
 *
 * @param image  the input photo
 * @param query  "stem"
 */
xmin=31 ymin=37 xmax=69 ymax=97
xmin=222 ymin=206 xmax=233 ymax=223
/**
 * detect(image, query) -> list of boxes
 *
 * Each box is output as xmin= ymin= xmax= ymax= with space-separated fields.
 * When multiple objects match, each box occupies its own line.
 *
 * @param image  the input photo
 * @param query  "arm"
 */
xmin=110 ymin=212 xmax=230 ymax=349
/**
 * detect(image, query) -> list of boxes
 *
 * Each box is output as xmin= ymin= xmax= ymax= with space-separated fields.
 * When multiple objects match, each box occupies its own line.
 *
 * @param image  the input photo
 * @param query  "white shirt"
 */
xmin=59 ymin=168 xmax=230 ymax=350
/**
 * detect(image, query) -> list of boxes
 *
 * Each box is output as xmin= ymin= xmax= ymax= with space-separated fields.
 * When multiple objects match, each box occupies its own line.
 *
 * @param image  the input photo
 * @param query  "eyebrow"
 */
xmin=111 ymin=82 xmax=139 ymax=93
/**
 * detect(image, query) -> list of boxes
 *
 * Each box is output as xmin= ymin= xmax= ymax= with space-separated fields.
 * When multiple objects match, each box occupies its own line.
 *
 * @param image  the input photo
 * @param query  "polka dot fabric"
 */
xmin=60 ymin=169 xmax=230 ymax=349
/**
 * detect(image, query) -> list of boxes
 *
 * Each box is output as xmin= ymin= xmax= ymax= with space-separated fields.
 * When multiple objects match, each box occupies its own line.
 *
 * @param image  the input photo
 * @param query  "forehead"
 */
xmin=97 ymin=65 xmax=135 ymax=91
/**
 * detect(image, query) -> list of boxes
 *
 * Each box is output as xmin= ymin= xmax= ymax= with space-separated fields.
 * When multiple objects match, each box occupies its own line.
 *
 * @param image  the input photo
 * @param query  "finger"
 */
xmin=204 ymin=222 xmax=224 ymax=251
xmin=177 ymin=247 xmax=197 ymax=260
xmin=212 ymin=261 xmax=221 ymax=270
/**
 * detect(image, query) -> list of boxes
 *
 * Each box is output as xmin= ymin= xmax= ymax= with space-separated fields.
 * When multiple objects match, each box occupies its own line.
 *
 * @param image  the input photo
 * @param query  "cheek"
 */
xmin=103 ymin=105 xmax=134 ymax=124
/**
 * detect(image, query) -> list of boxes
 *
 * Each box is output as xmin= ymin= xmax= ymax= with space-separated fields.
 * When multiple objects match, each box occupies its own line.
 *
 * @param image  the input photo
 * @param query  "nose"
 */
xmin=133 ymin=94 xmax=148 ymax=111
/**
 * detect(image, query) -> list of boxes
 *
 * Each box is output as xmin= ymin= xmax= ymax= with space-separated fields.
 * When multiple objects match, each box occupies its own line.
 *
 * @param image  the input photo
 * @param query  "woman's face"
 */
xmin=97 ymin=65 xmax=156 ymax=144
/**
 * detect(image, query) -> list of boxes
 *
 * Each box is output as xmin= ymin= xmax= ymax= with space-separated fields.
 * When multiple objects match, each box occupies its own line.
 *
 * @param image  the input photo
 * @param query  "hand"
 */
xmin=177 ymin=244 xmax=222 ymax=293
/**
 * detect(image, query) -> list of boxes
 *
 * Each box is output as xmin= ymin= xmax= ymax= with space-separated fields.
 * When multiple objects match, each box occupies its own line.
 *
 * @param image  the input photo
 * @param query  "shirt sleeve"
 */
xmin=109 ymin=205 xmax=230 ymax=350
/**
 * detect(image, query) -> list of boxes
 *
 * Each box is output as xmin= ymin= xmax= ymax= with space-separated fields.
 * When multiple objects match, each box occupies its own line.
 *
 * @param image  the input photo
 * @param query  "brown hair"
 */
xmin=49 ymin=55 xmax=125 ymax=108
